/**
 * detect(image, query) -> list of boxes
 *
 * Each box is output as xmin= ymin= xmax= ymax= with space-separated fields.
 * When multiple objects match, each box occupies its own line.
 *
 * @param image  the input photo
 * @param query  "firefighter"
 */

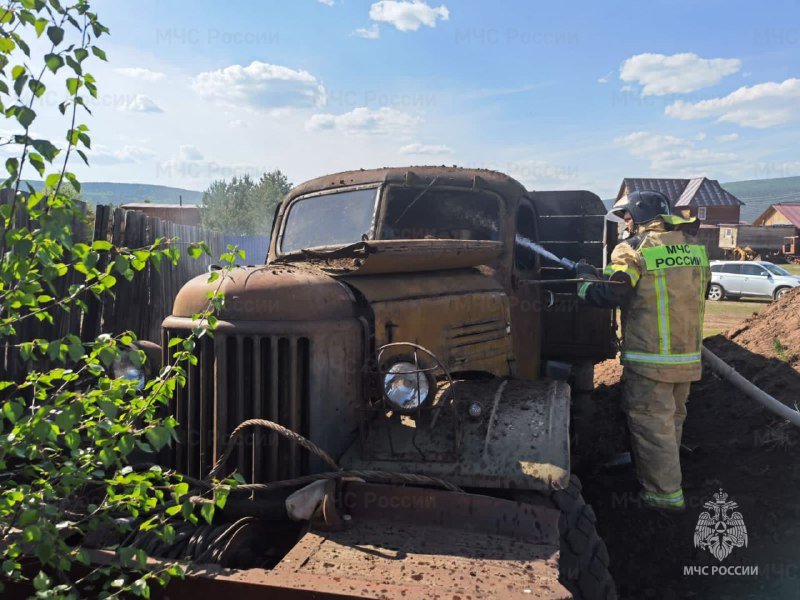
xmin=576 ymin=190 xmax=711 ymax=511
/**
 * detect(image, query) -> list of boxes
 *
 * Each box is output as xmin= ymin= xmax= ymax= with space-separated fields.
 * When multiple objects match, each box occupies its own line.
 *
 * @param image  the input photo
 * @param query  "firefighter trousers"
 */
xmin=622 ymin=370 xmax=691 ymax=496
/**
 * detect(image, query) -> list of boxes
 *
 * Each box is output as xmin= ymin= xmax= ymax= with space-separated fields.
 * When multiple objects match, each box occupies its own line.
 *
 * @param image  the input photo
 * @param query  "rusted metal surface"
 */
xmin=322 ymin=239 xmax=502 ymax=276
xmin=171 ymin=264 xmax=359 ymax=321
xmin=155 ymin=483 xmax=568 ymax=599
xmin=269 ymin=167 xmax=523 ymax=290
xmin=341 ymin=379 xmax=571 ymax=491
xmin=343 ymin=269 xmax=514 ymax=377
xmin=162 ymin=317 xmax=364 ymax=480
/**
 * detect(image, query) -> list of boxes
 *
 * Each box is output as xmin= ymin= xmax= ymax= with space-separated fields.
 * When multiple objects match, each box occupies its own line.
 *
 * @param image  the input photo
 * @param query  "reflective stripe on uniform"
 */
xmin=641 ymin=489 xmax=685 ymax=508
xmin=621 ymin=351 xmax=701 ymax=364
xmin=603 ymin=263 xmax=640 ymax=286
xmin=698 ymin=246 xmax=709 ymax=342
xmin=654 ymin=269 xmax=670 ymax=354
xmin=577 ymin=281 xmax=591 ymax=300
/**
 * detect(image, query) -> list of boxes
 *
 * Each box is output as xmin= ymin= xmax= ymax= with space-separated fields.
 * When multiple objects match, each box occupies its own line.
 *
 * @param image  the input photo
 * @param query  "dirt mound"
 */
xmin=706 ymin=287 xmax=800 ymax=407
xmin=721 ymin=286 xmax=800 ymax=369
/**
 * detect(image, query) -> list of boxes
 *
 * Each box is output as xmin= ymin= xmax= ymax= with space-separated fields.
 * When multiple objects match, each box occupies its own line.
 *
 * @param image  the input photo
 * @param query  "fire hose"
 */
xmin=702 ymin=346 xmax=800 ymax=428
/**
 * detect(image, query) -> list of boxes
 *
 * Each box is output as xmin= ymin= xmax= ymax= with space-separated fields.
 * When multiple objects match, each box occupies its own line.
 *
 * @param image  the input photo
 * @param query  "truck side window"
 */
xmin=515 ymin=204 xmax=537 ymax=271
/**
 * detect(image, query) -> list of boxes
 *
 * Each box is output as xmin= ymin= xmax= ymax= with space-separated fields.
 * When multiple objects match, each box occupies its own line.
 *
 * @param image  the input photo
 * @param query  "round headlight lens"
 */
xmin=113 ymin=356 xmax=145 ymax=391
xmin=383 ymin=362 xmax=430 ymax=412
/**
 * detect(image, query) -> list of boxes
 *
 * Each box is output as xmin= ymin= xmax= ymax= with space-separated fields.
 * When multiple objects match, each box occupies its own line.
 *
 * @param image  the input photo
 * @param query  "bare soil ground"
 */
xmin=575 ymin=288 xmax=800 ymax=599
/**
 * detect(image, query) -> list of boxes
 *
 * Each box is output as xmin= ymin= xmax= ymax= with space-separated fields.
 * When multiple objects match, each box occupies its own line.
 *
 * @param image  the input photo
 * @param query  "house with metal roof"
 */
xmin=752 ymin=203 xmax=800 ymax=228
xmin=616 ymin=177 xmax=744 ymax=225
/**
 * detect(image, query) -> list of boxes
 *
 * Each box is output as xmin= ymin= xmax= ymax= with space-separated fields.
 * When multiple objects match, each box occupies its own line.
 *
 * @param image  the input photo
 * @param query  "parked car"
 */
xmin=708 ymin=260 xmax=800 ymax=301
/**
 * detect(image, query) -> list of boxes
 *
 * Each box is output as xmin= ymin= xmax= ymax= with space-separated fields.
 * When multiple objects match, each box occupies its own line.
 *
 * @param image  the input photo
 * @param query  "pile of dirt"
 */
xmin=574 ymin=290 xmax=800 ymax=599
xmin=707 ymin=287 xmax=800 ymax=407
xmin=722 ymin=287 xmax=800 ymax=362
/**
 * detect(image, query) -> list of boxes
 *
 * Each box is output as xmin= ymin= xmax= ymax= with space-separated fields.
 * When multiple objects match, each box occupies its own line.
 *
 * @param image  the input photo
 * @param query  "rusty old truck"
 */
xmin=158 ymin=166 xmax=618 ymax=599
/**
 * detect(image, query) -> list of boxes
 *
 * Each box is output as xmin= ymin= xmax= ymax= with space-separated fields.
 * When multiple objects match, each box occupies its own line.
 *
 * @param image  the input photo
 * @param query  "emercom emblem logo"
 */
xmin=693 ymin=488 xmax=749 ymax=561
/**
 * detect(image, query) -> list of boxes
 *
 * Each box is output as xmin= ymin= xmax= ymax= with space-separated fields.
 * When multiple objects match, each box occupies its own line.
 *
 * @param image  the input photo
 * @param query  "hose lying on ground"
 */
xmin=702 ymin=346 xmax=800 ymax=428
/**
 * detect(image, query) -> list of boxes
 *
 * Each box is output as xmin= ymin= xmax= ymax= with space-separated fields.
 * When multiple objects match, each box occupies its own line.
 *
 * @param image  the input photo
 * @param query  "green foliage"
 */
xmin=200 ymin=170 xmax=291 ymax=236
xmin=0 ymin=2 xmax=234 ymax=597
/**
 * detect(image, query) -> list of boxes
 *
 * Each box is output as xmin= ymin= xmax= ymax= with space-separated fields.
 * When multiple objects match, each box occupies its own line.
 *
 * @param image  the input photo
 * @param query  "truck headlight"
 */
xmin=383 ymin=362 xmax=431 ymax=412
xmin=113 ymin=355 xmax=145 ymax=391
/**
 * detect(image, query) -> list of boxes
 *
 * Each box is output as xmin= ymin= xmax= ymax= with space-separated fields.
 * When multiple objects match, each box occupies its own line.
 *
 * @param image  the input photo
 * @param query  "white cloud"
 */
xmin=614 ymin=131 xmax=737 ymax=174
xmin=665 ymin=78 xmax=800 ymax=128
xmin=229 ymin=119 xmax=249 ymax=128
xmin=717 ymin=133 xmax=739 ymax=143
xmin=192 ymin=61 xmax=326 ymax=110
xmin=620 ymin=53 xmax=741 ymax=96
xmin=115 ymin=67 xmax=166 ymax=82
xmin=495 ymin=159 xmax=579 ymax=189
xmin=352 ymin=24 xmax=381 ymax=39
xmin=179 ymin=145 xmax=203 ymax=161
xmin=156 ymin=156 xmax=268 ymax=186
xmin=597 ymin=72 xmax=612 ymax=84
xmin=90 ymin=144 xmax=156 ymax=165
xmin=399 ymin=142 xmax=453 ymax=155
xmin=318 ymin=0 xmax=334 ymax=5
xmin=369 ymin=1 xmax=449 ymax=32
xmin=119 ymin=94 xmax=163 ymax=113
xmin=306 ymin=106 xmax=421 ymax=135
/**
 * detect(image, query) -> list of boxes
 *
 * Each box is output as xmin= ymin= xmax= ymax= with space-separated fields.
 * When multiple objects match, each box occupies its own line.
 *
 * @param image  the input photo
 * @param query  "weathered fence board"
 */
xmin=2 ymin=200 xmax=270 ymax=379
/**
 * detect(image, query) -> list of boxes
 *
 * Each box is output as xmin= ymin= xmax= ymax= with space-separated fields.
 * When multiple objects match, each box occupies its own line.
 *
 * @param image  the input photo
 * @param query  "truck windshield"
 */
xmin=380 ymin=187 xmax=501 ymax=241
xmin=280 ymin=187 xmax=378 ymax=253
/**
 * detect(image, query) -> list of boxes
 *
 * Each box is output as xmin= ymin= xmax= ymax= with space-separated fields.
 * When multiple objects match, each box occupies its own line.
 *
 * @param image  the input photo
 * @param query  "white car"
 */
xmin=708 ymin=261 xmax=800 ymax=301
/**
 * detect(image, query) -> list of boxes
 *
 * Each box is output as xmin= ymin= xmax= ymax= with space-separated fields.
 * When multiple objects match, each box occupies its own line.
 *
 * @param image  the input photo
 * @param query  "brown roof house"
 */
xmin=752 ymin=203 xmax=800 ymax=228
xmin=617 ymin=177 xmax=744 ymax=225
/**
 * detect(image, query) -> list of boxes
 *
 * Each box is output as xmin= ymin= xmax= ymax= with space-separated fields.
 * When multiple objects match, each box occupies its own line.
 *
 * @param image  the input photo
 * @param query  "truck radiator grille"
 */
xmin=163 ymin=331 xmax=311 ymax=483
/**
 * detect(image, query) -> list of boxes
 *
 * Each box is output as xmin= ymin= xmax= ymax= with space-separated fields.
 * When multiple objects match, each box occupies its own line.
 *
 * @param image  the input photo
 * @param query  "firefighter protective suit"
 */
xmin=579 ymin=214 xmax=710 ymax=510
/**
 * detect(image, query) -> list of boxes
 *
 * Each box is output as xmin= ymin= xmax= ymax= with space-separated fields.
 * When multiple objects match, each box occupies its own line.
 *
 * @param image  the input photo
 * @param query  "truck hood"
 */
xmin=172 ymin=264 xmax=357 ymax=321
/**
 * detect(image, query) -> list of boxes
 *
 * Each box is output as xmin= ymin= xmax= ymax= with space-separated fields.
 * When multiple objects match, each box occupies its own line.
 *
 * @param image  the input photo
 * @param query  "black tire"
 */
xmin=519 ymin=476 xmax=617 ymax=600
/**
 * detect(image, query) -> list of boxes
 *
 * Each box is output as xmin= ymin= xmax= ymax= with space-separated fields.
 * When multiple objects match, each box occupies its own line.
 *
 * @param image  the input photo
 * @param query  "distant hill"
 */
xmin=26 ymin=181 xmax=204 ymax=206
xmin=721 ymin=176 xmax=800 ymax=223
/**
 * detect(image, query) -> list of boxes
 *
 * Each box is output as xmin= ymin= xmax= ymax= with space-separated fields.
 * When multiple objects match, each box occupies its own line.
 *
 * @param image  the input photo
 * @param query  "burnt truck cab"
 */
xmin=161 ymin=167 xmax=617 ymax=598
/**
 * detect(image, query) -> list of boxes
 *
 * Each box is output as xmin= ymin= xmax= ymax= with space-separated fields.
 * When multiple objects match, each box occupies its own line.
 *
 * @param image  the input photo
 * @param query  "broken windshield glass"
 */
xmin=380 ymin=187 xmax=501 ymax=241
xmin=280 ymin=187 xmax=378 ymax=253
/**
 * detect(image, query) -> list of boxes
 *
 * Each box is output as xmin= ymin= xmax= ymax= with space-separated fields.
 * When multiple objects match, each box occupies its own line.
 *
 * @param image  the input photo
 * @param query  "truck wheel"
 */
xmin=519 ymin=475 xmax=617 ymax=600
xmin=707 ymin=283 xmax=724 ymax=301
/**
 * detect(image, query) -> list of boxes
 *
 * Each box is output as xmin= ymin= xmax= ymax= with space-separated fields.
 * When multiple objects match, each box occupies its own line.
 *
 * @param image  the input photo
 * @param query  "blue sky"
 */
xmin=59 ymin=0 xmax=800 ymax=197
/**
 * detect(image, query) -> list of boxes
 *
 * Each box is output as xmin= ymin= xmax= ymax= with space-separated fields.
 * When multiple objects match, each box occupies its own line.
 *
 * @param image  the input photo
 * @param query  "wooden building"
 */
xmin=121 ymin=203 xmax=201 ymax=227
xmin=616 ymin=177 xmax=743 ymax=225
xmin=752 ymin=203 xmax=800 ymax=228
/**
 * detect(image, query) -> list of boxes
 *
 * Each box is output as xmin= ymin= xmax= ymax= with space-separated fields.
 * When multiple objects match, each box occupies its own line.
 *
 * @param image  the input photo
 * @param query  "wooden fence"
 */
xmin=2 ymin=200 xmax=269 ymax=379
